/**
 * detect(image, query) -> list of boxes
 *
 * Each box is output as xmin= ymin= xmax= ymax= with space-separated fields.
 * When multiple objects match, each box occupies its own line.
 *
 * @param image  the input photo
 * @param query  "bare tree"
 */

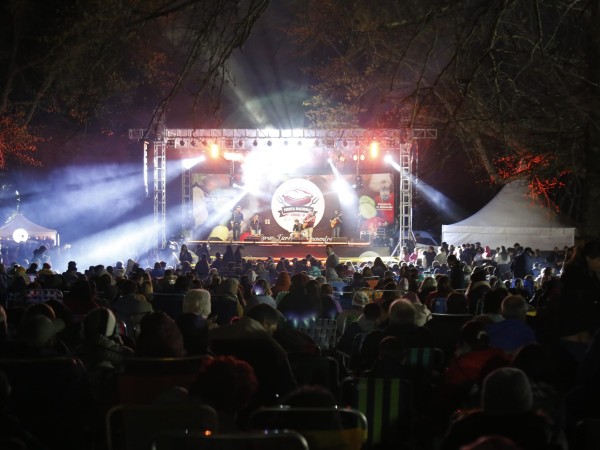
xmin=291 ymin=0 xmax=598 ymax=238
xmin=0 ymin=0 xmax=270 ymax=166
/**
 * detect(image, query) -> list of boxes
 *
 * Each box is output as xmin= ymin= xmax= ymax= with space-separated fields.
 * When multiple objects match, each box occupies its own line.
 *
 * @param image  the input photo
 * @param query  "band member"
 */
xmin=330 ymin=210 xmax=343 ymax=238
xmin=230 ymin=205 xmax=244 ymax=241
xmin=303 ymin=211 xmax=316 ymax=241
xmin=291 ymin=219 xmax=303 ymax=239
xmin=250 ymin=214 xmax=262 ymax=235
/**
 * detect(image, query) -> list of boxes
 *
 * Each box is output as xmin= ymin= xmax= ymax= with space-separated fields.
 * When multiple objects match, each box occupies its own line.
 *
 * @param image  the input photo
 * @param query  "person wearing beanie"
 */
xmin=402 ymin=291 xmax=432 ymax=327
xmin=442 ymin=367 xmax=554 ymax=450
xmin=335 ymin=289 xmax=370 ymax=335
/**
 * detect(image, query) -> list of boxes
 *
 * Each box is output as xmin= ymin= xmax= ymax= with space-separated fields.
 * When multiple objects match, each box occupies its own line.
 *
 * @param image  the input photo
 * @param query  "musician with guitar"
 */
xmin=291 ymin=219 xmax=303 ymax=239
xmin=302 ymin=211 xmax=316 ymax=241
xmin=330 ymin=210 xmax=343 ymax=238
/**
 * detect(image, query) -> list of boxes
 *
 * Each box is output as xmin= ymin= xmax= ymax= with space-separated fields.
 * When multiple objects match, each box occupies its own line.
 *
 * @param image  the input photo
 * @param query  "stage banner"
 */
xmin=190 ymin=173 xmax=395 ymax=243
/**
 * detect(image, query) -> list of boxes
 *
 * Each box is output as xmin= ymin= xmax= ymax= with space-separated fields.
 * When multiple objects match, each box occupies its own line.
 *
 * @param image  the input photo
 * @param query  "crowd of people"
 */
xmin=0 ymin=239 xmax=598 ymax=449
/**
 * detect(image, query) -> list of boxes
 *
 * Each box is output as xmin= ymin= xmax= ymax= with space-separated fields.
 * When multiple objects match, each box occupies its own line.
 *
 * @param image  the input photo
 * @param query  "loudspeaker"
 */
xmin=331 ymin=237 xmax=348 ymax=244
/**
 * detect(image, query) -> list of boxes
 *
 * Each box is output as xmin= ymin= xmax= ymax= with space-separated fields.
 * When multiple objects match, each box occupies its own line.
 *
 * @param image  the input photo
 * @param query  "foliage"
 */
xmin=290 ymin=0 xmax=597 ymax=233
xmin=0 ymin=0 xmax=270 ymax=167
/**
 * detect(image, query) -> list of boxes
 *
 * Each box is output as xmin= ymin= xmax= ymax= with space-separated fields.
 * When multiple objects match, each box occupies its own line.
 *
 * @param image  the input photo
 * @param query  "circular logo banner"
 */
xmin=271 ymin=178 xmax=325 ymax=232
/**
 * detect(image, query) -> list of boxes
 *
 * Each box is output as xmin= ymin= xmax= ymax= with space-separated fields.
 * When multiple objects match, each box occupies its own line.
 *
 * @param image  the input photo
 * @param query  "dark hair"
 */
xmin=136 ymin=312 xmax=186 ymax=357
xmin=245 ymin=303 xmax=279 ymax=326
xmin=363 ymin=302 xmax=382 ymax=320
xmin=189 ymin=356 xmax=258 ymax=413
xmin=458 ymin=320 xmax=490 ymax=349
xmin=481 ymin=288 xmax=509 ymax=314
xmin=446 ymin=292 xmax=469 ymax=314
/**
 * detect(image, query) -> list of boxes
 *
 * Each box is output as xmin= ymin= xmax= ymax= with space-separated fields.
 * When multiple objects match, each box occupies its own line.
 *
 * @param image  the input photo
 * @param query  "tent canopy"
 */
xmin=442 ymin=181 xmax=576 ymax=251
xmin=0 ymin=213 xmax=58 ymax=245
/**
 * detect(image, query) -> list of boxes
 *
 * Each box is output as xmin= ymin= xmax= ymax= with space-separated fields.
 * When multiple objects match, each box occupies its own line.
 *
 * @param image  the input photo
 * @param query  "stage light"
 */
xmin=384 ymin=153 xmax=393 ymax=163
xmin=353 ymin=154 xmax=358 ymax=161
xmin=190 ymin=140 xmax=196 ymax=147
xmin=297 ymin=141 xmax=302 ymax=146
xmin=267 ymin=140 xmax=272 ymax=146
xmin=339 ymin=154 xmax=346 ymax=162
xmin=210 ymin=143 xmax=220 ymax=158
xmin=253 ymin=140 xmax=258 ymax=146
xmin=284 ymin=140 xmax=289 ymax=146
xmin=352 ymin=175 xmax=363 ymax=189
xmin=238 ymin=140 xmax=244 ymax=147
xmin=360 ymin=153 xmax=366 ymax=161
xmin=182 ymin=155 xmax=205 ymax=169
xmin=179 ymin=139 xmax=185 ymax=146
xmin=343 ymin=140 xmax=348 ymax=147
xmin=223 ymin=151 xmax=244 ymax=162
xmin=370 ymin=142 xmax=379 ymax=158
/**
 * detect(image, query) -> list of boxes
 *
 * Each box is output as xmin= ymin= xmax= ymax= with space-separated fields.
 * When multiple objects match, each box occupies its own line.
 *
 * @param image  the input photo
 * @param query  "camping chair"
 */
xmin=289 ymin=355 xmax=340 ymax=399
xmin=117 ymin=355 xmax=210 ymax=405
xmin=341 ymin=376 xmax=414 ymax=449
xmin=106 ymin=403 xmax=218 ymax=450
xmin=248 ymin=406 xmax=368 ymax=450
xmin=152 ymin=430 xmax=309 ymax=450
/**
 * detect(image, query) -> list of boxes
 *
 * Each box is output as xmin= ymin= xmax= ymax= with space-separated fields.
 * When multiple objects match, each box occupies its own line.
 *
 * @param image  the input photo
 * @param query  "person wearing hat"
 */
xmin=11 ymin=314 xmax=66 ymax=357
xmin=336 ymin=290 xmax=369 ymax=333
xmin=442 ymin=367 xmax=554 ymax=450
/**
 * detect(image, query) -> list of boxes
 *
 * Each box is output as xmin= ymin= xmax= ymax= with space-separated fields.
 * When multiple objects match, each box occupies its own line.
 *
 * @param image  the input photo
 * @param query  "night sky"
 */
xmin=1 ymin=2 xmax=498 ymax=264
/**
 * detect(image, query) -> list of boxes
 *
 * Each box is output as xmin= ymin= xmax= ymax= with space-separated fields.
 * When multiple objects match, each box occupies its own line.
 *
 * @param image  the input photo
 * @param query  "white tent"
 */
xmin=442 ymin=181 xmax=576 ymax=251
xmin=0 ymin=213 xmax=59 ymax=245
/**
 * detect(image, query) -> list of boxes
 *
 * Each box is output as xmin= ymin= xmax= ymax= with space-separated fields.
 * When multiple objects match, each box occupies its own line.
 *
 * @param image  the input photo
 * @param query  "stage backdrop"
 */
xmin=191 ymin=173 xmax=396 ymax=243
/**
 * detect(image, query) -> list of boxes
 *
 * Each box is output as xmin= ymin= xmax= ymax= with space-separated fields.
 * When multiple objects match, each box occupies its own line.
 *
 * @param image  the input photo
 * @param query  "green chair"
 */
xmin=342 ymin=376 xmax=413 ymax=448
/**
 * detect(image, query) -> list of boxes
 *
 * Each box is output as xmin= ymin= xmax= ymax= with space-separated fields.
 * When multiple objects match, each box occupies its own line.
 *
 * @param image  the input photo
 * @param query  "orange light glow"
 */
xmin=210 ymin=144 xmax=220 ymax=159
xmin=369 ymin=142 xmax=379 ymax=158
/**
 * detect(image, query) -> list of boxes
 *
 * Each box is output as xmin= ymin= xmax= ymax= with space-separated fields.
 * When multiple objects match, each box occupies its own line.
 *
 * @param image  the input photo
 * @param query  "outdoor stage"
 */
xmin=187 ymin=239 xmax=392 ymax=261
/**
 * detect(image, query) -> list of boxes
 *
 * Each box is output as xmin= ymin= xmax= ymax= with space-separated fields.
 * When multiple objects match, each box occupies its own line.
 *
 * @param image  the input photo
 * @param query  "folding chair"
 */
xmin=342 ymin=376 xmax=413 ymax=449
xmin=152 ymin=430 xmax=309 ymax=450
xmin=117 ymin=355 xmax=210 ymax=405
xmin=289 ymin=355 xmax=340 ymax=398
xmin=248 ymin=406 xmax=367 ymax=450
xmin=106 ymin=403 xmax=218 ymax=450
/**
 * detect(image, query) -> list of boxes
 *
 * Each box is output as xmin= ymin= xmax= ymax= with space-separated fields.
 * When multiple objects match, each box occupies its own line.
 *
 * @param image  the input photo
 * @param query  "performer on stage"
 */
xmin=250 ymin=213 xmax=262 ymax=235
xmin=230 ymin=205 xmax=244 ymax=241
xmin=330 ymin=210 xmax=343 ymax=238
xmin=303 ymin=211 xmax=316 ymax=241
xmin=291 ymin=219 xmax=303 ymax=239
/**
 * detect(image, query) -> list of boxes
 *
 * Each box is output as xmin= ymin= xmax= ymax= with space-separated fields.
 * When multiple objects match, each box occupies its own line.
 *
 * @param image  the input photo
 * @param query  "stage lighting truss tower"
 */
xmin=130 ymin=127 xmax=436 ymax=250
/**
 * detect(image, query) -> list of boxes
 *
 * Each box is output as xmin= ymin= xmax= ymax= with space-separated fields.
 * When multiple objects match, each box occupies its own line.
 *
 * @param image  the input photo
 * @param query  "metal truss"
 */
xmin=129 ymin=127 xmax=436 ymax=250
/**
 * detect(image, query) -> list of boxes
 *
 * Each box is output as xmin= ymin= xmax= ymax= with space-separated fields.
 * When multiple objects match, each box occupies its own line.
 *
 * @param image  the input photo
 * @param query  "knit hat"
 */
xmin=84 ymin=307 xmax=117 ymax=339
xmin=352 ymin=291 xmax=369 ymax=308
xmin=18 ymin=315 xmax=65 ymax=348
xmin=482 ymin=367 xmax=533 ymax=415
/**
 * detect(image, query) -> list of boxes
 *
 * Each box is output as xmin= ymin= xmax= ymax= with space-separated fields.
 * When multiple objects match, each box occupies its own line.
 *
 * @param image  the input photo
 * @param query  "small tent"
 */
xmin=0 ymin=213 xmax=59 ymax=245
xmin=442 ymin=181 xmax=576 ymax=251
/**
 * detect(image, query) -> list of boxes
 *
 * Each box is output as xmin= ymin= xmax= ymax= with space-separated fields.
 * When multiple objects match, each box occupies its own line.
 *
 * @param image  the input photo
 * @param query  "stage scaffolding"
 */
xmin=129 ymin=127 xmax=437 ymax=250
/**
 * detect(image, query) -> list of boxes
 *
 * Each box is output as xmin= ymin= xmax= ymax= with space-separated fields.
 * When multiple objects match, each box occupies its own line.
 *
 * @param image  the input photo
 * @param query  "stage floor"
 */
xmin=187 ymin=239 xmax=392 ymax=261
